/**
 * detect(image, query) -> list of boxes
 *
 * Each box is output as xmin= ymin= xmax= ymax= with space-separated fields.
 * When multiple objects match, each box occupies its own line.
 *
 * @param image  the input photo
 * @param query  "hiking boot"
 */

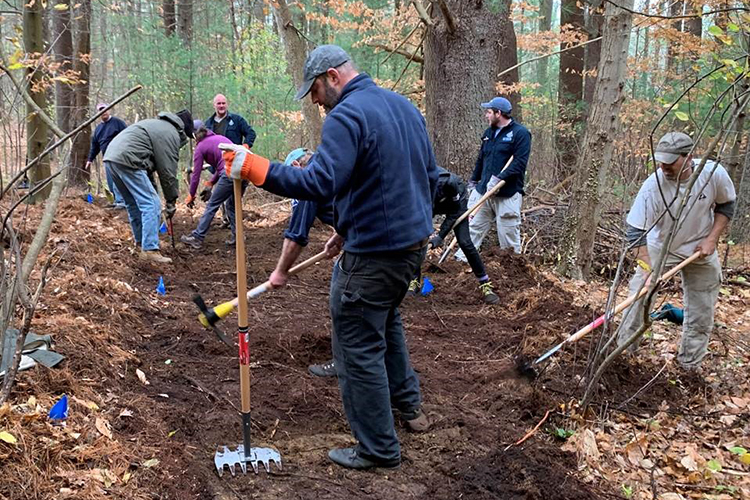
xmin=328 ymin=447 xmax=400 ymax=470
xmin=401 ymin=407 xmax=430 ymax=432
xmin=180 ymin=234 xmax=203 ymax=249
xmin=406 ymin=279 xmax=420 ymax=297
xmin=308 ymin=359 xmax=337 ymax=377
xmin=139 ymin=250 xmax=172 ymax=264
xmin=479 ymin=281 xmax=500 ymax=305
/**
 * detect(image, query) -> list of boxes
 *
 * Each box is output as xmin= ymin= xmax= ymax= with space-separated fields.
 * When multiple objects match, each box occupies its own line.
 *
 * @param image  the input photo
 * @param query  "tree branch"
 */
xmin=411 ymin=0 xmax=433 ymax=26
xmin=367 ymin=43 xmax=424 ymax=64
xmin=434 ymin=0 xmax=457 ymax=33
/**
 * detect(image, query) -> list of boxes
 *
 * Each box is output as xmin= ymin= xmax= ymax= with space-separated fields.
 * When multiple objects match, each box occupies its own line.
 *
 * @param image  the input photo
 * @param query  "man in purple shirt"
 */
xmin=180 ymin=121 xmax=248 ymax=249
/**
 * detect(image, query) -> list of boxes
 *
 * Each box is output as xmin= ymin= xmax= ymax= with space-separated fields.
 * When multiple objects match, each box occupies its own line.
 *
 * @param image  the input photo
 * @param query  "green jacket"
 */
xmin=103 ymin=112 xmax=187 ymax=203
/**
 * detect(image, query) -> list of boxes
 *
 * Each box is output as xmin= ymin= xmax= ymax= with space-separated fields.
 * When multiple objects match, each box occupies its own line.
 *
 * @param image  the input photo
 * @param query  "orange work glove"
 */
xmin=185 ymin=194 xmax=195 ymax=209
xmin=221 ymin=143 xmax=269 ymax=186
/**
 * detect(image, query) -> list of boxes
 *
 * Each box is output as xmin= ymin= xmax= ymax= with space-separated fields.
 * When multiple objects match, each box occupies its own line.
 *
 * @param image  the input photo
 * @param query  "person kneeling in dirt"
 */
xmin=616 ymin=131 xmax=736 ymax=370
xmin=407 ymin=166 xmax=500 ymax=305
xmin=103 ymin=110 xmax=193 ymax=265
xmin=222 ymin=45 xmax=435 ymax=470
xmin=266 ymin=148 xmax=339 ymax=378
xmin=180 ymin=122 xmax=248 ymax=249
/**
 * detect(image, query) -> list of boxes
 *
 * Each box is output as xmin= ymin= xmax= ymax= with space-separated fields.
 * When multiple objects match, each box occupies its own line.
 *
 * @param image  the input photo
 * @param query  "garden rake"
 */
xmin=517 ymin=250 xmax=702 ymax=379
xmin=214 ymin=178 xmax=282 ymax=476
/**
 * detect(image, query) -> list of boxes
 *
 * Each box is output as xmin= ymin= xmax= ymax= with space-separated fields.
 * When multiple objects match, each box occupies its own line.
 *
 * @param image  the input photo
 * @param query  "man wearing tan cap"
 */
xmin=617 ymin=131 xmax=736 ymax=370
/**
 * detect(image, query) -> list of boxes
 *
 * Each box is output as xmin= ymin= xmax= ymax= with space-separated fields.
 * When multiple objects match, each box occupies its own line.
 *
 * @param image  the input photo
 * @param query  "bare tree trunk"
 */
xmin=666 ymin=0 xmax=684 ymax=72
xmin=24 ymin=0 xmax=52 ymax=202
xmin=162 ymin=0 xmax=176 ymax=37
xmin=729 ymin=131 xmax=750 ymax=243
xmin=537 ymin=0 xmax=553 ymax=84
xmin=178 ymin=0 xmax=193 ymax=46
xmin=557 ymin=0 xmax=635 ymax=279
xmin=424 ymin=0 xmax=517 ymax=176
xmin=584 ymin=0 xmax=604 ymax=108
xmin=271 ymin=0 xmax=323 ymax=147
xmin=557 ymin=0 xmax=585 ymax=171
xmin=497 ymin=0 xmax=522 ymax=121
xmin=70 ymin=0 xmax=92 ymax=186
xmin=685 ymin=1 xmax=702 ymax=62
xmin=52 ymin=2 xmax=74 ymax=134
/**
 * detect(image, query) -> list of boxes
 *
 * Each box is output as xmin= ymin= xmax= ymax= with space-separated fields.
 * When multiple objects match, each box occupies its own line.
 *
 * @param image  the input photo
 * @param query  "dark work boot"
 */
xmin=328 ymin=448 xmax=400 ymax=470
xmin=180 ymin=234 xmax=203 ymax=249
xmin=479 ymin=281 xmax=500 ymax=305
xmin=401 ymin=407 xmax=430 ymax=432
xmin=308 ymin=359 xmax=337 ymax=377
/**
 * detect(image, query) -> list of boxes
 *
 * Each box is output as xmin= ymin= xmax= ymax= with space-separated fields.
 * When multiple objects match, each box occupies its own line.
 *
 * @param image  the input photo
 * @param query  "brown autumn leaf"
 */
xmin=95 ymin=417 xmax=113 ymax=440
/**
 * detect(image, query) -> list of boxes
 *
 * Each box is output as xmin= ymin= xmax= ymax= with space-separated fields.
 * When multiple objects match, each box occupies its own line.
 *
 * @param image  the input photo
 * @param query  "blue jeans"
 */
xmin=104 ymin=161 xmax=125 ymax=206
xmin=192 ymin=174 xmax=247 ymax=240
xmin=330 ymin=248 xmax=424 ymax=462
xmin=107 ymin=161 xmax=161 ymax=251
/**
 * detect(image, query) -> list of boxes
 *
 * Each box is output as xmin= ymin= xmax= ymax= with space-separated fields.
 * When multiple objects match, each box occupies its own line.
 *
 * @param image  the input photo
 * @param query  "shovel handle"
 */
xmin=566 ymin=251 xmax=702 ymax=345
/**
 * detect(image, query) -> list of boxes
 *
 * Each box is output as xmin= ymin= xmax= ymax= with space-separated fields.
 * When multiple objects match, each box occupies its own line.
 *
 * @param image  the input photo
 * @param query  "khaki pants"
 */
xmin=616 ymin=248 xmax=722 ymax=368
xmin=455 ymin=190 xmax=522 ymax=261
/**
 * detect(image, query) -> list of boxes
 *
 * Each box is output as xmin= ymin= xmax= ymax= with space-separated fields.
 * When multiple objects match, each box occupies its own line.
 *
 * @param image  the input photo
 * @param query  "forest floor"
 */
xmin=1 ymin=193 xmax=749 ymax=500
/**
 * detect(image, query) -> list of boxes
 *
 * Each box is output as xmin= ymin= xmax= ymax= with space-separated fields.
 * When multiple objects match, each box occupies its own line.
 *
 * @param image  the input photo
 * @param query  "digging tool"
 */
xmin=214 ymin=178 xmax=282 ymax=476
xmin=520 ymin=250 xmax=702 ymax=378
xmin=194 ymin=249 xmax=328 ymax=332
xmin=167 ymin=219 xmax=175 ymax=249
xmin=437 ymin=156 xmax=514 ymax=264
xmin=192 ymin=295 xmax=234 ymax=347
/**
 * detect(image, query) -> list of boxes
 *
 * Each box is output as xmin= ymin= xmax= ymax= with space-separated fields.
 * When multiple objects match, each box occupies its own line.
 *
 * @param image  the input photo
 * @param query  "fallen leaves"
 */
xmin=0 ymin=431 xmax=17 ymax=444
xmin=95 ymin=417 xmax=113 ymax=440
xmin=135 ymin=368 xmax=150 ymax=385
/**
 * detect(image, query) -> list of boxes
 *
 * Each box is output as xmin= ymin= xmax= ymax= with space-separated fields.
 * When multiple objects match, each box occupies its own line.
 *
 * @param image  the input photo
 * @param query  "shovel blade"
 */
xmin=214 ymin=445 xmax=282 ymax=476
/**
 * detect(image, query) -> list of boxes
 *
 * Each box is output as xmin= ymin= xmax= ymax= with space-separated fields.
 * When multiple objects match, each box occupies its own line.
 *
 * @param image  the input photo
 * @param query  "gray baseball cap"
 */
xmin=295 ymin=45 xmax=350 ymax=101
xmin=655 ymin=132 xmax=693 ymax=164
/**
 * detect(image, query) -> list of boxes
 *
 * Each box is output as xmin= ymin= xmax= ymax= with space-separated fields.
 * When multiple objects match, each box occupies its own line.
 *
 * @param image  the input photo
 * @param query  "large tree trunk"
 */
xmin=24 ymin=0 xmax=52 ymax=202
xmin=557 ymin=0 xmax=585 ymax=171
xmin=162 ymin=0 xmax=176 ymax=37
xmin=178 ymin=0 xmax=193 ymax=46
xmin=537 ymin=0 xmax=553 ymax=84
xmin=497 ymin=0 xmax=522 ymax=121
xmin=271 ymin=0 xmax=323 ymax=147
xmin=557 ymin=0 xmax=635 ymax=279
xmin=52 ymin=2 xmax=74 ymax=134
xmin=70 ymin=0 xmax=92 ymax=186
xmin=424 ymin=0 xmax=518 ymax=176
xmin=685 ymin=1 xmax=702 ymax=61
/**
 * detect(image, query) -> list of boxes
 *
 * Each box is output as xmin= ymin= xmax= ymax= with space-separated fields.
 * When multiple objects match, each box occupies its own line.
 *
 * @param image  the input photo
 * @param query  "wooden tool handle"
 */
xmin=566 ymin=251 xmax=702 ymax=344
xmin=233 ymin=180 xmax=251 ymax=414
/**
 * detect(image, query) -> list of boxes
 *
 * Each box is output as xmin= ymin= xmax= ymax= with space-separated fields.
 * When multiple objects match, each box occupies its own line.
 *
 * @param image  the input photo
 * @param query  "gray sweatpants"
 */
xmin=616 ymin=248 xmax=722 ymax=368
xmin=455 ymin=189 xmax=522 ymax=261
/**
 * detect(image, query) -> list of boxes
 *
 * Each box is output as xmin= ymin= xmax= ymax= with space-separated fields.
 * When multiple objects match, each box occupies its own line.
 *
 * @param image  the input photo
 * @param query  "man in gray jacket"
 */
xmin=104 ymin=110 xmax=193 ymax=264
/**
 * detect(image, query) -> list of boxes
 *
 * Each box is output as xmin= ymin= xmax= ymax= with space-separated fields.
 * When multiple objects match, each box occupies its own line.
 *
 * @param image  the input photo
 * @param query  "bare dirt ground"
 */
xmin=0 ymin=194 xmax=748 ymax=500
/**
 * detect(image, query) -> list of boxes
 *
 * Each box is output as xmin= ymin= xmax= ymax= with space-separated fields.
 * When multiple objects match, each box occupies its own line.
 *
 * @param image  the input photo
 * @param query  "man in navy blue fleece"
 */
xmin=455 ymin=96 xmax=531 ymax=257
xmin=222 ymin=45 xmax=438 ymax=470
xmin=86 ymin=103 xmax=128 ymax=208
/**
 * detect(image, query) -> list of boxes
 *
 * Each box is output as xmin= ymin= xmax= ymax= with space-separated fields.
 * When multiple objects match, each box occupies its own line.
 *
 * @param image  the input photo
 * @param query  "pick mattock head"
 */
xmin=214 ymin=445 xmax=282 ymax=476
xmin=192 ymin=294 xmax=234 ymax=347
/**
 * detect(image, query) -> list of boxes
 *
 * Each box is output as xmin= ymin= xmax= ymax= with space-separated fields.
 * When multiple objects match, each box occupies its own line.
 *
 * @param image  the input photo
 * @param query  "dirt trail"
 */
xmin=1 ymin=196 xmax=661 ymax=499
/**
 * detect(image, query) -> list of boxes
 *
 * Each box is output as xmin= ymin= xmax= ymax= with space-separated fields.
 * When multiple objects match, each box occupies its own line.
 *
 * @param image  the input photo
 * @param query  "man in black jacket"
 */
xmin=86 ymin=103 xmax=128 ymax=208
xmin=408 ymin=167 xmax=500 ymax=304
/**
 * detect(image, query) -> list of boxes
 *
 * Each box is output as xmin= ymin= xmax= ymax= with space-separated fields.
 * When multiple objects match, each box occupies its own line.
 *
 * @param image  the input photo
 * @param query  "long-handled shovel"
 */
xmin=519 ymin=250 xmax=702 ymax=378
xmin=437 ymin=156 xmax=513 ymax=264
xmin=193 ymin=249 xmax=328 ymax=335
xmin=214 ymin=179 xmax=282 ymax=476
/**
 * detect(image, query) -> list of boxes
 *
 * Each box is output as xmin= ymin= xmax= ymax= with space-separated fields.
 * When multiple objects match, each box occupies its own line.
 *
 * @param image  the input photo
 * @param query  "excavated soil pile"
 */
xmin=0 ymin=197 xmax=643 ymax=499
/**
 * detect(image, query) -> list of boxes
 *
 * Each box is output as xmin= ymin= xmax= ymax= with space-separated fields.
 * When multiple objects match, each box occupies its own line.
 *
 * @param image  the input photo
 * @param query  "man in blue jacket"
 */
xmin=86 ymin=103 xmax=128 ymax=208
xmin=223 ymin=45 xmax=437 ymax=470
xmin=456 ymin=97 xmax=531 ymax=258
xmin=205 ymin=94 xmax=256 ymax=226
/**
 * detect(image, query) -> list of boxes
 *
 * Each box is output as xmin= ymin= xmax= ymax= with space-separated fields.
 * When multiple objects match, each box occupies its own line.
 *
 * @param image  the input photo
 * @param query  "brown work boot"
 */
xmin=401 ymin=407 xmax=430 ymax=432
xmin=139 ymin=250 xmax=172 ymax=264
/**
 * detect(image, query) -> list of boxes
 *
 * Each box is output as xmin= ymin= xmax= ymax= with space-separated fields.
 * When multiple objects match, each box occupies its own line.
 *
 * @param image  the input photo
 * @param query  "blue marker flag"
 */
xmin=49 ymin=394 xmax=68 ymax=420
xmin=86 ymin=193 xmax=94 ymax=204
xmin=421 ymin=276 xmax=434 ymax=296
xmin=156 ymin=276 xmax=166 ymax=296
xmin=159 ymin=222 xmax=167 ymax=234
